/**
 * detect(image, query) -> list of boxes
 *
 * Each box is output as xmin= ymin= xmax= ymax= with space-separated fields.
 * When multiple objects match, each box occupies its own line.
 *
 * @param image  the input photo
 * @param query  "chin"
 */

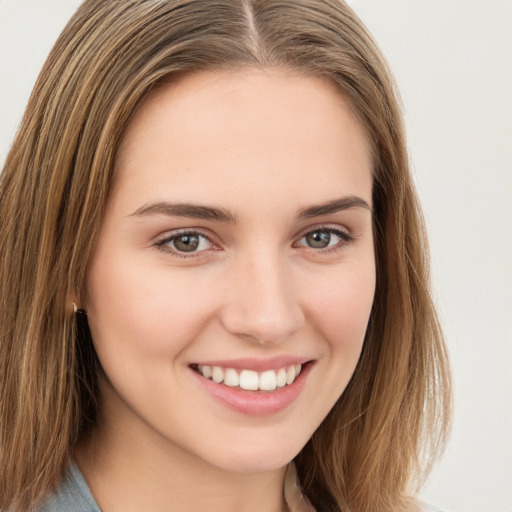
xmin=201 ymin=431 xmax=308 ymax=474
xmin=216 ymin=454 xmax=294 ymax=474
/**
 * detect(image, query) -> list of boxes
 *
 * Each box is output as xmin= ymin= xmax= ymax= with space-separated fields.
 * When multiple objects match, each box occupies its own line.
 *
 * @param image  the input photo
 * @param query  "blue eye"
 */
xmin=296 ymin=228 xmax=352 ymax=250
xmin=157 ymin=232 xmax=213 ymax=254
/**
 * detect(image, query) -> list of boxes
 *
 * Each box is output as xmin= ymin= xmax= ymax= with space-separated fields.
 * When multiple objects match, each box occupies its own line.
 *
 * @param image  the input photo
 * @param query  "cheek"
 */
xmin=305 ymin=261 xmax=375 ymax=355
xmin=84 ymin=251 xmax=219 ymax=362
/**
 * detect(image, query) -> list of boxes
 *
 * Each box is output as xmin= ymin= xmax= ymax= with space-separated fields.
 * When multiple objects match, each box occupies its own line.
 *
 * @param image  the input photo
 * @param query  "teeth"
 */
xmin=276 ymin=368 xmax=287 ymax=387
xmin=259 ymin=370 xmax=277 ymax=391
xmin=197 ymin=364 xmax=303 ymax=391
xmin=211 ymin=366 xmax=224 ymax=383
xmin=239 ymin=370 xmax=259 ymax=390
xmin=286 ymin=365 xmax=296 ymax=385
xmin=224 ymin=368 xmax=239 ymax=387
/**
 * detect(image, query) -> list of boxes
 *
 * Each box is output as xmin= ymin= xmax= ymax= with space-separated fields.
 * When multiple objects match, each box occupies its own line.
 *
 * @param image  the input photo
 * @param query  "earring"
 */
xmin=73 ymin=302 xmax=87 ymax=315
xmin=74 ymin=301 xmax=92 ymax=347
xmin=73 ymin=302 xmax=87 ymax=316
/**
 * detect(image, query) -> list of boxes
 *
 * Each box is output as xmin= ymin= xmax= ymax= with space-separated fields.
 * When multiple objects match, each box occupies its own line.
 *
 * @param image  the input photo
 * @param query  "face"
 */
xmin=84 ymin=68 xmax=375 ymax=474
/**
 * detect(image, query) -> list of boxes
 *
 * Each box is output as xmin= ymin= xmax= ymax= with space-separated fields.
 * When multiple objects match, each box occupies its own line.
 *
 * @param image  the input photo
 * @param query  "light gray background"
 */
xmin=1 ymin=1 xmax=511 ymax=511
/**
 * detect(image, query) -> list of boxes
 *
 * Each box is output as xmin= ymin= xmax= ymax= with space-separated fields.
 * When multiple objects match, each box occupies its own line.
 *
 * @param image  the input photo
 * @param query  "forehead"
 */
xmin=112 ymin=68 xmax=373 ymax=212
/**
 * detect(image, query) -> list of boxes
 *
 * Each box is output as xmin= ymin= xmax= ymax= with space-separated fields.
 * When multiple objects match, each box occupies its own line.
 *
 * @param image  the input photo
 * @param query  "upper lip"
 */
xmin=191 ymin=356 xmax=312 ymax=372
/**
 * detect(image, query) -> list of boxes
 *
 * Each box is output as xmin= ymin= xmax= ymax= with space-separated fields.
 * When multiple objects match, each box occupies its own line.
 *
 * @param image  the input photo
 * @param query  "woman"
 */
xmin=0 ymin=1 xmax=451 ymax=511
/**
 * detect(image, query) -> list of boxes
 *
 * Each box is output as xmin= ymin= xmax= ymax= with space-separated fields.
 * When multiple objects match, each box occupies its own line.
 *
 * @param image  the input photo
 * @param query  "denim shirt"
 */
xmin=37 ymin=462 xmax=100 ymax=512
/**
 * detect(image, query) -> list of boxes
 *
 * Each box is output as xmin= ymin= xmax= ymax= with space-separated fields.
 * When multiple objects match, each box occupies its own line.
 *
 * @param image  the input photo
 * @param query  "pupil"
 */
xmin=306 ymin=230 xmax=330 ymax=248
xmin=174 ymin=235 xmax=199 ymax=252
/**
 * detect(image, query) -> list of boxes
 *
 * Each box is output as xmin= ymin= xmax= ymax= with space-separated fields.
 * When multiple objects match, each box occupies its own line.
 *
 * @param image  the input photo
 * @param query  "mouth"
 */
xmin=190 ymin=362 xmax=308 ymax=392
xmin=189 ymin=360 xmax=313 ymax=415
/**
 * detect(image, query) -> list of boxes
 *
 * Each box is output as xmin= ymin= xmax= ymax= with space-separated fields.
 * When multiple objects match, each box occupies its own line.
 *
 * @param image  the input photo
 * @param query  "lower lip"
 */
xmin=190 ymin=363 xmax=312 ymax=416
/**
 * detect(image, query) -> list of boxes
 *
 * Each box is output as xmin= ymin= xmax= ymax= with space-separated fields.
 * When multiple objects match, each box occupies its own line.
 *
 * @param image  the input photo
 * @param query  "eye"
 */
xmin=295 ymin=227 xmax=353 ymax=251
xmin=156 ymin=231 xmax=214 ymax=255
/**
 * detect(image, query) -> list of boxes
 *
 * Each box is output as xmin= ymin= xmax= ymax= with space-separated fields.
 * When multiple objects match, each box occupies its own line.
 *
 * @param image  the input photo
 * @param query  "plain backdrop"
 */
xmin=1 ymin=1 xmax=511 ymax=511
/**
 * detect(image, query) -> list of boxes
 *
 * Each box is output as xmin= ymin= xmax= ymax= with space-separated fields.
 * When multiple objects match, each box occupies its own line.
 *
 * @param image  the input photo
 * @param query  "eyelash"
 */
xmin=295 ymin=226 xmax=355 ymax=255
xmin=155 ymin=229 xmax=215 ymax=259
xmin=155 ymin=225 xmax=354 ymax=258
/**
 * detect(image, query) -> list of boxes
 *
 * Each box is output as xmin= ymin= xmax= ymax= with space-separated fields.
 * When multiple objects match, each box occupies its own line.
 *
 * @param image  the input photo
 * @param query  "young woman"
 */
xmin=0 ymin=1 xmax=451 ymax=511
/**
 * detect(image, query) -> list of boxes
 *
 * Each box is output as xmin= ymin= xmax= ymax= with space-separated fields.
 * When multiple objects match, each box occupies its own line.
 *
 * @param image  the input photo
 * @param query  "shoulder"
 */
xmin=34 ymin=461 xmax=101 ymax=512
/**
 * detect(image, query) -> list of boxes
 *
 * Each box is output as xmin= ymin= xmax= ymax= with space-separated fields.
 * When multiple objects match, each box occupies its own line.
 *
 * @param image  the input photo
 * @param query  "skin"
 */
xmin=76 ymin=68 xmax=376 ymax=512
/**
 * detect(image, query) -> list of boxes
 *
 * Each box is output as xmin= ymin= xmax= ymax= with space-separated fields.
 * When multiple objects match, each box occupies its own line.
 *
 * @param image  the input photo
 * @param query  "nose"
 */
xmin=219 ymin=250 xmax=305 ymax=345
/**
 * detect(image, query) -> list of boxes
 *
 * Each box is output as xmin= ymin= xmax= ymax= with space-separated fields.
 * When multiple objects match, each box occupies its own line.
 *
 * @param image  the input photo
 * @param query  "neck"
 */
xmin=74 ymin=390 xmax=288 ymax=512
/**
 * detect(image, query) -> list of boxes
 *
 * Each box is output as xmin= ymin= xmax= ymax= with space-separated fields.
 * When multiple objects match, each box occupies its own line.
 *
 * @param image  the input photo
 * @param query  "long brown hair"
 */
xmin=0 ymin=1 xmax=451 ymax=511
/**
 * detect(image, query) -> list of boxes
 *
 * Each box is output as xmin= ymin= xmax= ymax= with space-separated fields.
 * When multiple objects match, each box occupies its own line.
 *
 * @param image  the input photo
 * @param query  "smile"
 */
xmin=189 ymin=359 xmax=313 ymax=415
xmin=193 ymin=364 xmax=302 ymax=391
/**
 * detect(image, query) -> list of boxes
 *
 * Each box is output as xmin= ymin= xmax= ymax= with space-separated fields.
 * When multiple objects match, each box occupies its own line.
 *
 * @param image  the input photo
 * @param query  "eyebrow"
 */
xmin=130 ymin=202 xmax=237 ymax=222
xmin=298 ymin=195 xmax=372 ymax=219
xmin=130 ymin=195 xmax=371 ymax=222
